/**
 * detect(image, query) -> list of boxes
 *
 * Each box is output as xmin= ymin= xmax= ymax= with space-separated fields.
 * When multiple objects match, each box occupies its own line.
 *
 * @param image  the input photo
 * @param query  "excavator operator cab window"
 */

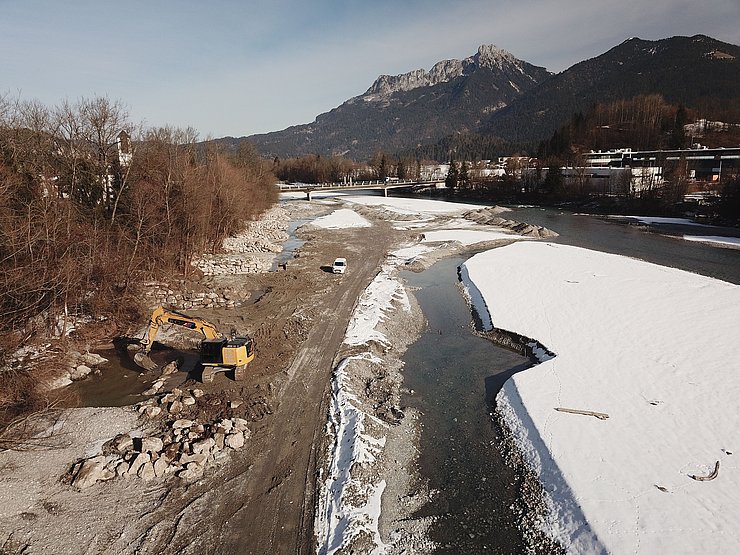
xmin=201 ymin=338 xmax=227 ymax=364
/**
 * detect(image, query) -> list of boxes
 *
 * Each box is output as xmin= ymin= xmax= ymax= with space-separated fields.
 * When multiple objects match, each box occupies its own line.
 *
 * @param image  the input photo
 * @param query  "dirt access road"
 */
xmin=111 ymin=208 xmax=398 ymax=554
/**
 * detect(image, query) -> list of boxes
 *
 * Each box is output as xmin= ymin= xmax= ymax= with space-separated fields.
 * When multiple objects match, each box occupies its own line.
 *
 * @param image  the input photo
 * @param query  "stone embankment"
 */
xmin=139 ymin=206 xmax=290 ymax=310
xmin=464 ymin=207 xmax=559 ymax=238
xmin=144 ymin=283 xmax=245 ymax=311
xmin=66 ymin=387 xmax=253 ymax=489
xmin=192 ymin=206 xmax=290 ymax=276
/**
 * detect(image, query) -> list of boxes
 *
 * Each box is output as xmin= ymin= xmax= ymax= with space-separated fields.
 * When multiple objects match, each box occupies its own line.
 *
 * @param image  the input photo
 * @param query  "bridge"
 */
xmin=278 ymin=179 xmax=443 ymax=200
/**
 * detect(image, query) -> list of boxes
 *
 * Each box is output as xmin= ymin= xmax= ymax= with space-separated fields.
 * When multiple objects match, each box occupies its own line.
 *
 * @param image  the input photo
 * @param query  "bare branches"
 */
xmin=690 ymin=461 xmax=720 ymax=482
xmin=0 ymin=401 xmax=68 ymax=452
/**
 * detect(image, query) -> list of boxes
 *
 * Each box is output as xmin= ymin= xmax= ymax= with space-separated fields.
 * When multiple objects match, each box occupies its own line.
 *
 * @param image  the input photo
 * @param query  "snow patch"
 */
xmin=422 ymin=228 xmax=530 ymax=245
xmin=683 ymin=235 xmax=740 ymax=248
xmin=316 ymin=355 xmax=389 ymax=555
xmin=344 ymin=195 xmax=480 ymax=215
xmin=312 ymin=208 xmax=372 ymax=229
xmin=344 ymin=263 xmax=411 ymax=347
xmin=617 ymin=215 xmax=711 ymax=227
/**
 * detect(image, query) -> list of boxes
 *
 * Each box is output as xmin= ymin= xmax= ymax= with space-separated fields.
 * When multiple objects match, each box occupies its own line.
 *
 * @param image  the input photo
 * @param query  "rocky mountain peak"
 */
xmin=474 ymin=44 xmax=522 ymax=71
xmin=362 ymin=44 xmax=529 ymax=99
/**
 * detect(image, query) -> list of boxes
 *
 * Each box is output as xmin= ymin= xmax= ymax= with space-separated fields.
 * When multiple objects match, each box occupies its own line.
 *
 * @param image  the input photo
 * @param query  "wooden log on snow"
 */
xmin=554 ymin=407 xmax=610 ymax=420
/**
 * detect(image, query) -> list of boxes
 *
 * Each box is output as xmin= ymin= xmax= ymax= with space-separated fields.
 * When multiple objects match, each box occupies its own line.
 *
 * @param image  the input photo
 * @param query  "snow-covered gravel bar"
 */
xmin=461 ymin=241 xmax=740 ymax=554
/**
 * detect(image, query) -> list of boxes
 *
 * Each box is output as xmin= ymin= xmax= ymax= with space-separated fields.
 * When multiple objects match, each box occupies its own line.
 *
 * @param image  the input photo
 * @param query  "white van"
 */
xmin=332 ymin=257 xmax=347 ymax=274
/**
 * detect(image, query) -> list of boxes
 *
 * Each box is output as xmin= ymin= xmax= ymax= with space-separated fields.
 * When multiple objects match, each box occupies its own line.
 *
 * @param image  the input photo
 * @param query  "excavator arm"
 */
xmin=134 ymin=306 xmax=222 ymax=370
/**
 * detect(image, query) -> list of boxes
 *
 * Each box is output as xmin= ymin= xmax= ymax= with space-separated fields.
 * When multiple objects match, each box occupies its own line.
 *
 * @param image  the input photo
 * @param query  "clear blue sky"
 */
xmin=1 ymin=0 xmax=738 ymax=138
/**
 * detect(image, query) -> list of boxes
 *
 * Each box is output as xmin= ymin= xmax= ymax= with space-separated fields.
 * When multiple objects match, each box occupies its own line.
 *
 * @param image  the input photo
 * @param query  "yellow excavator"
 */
xmin=133 ymin=306 xmax=255 ymax=383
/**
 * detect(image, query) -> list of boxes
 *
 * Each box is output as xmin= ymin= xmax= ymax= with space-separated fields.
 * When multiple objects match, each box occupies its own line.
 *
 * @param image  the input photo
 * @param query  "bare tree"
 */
xmin=78 ymin=96 xmax=131 ymax=212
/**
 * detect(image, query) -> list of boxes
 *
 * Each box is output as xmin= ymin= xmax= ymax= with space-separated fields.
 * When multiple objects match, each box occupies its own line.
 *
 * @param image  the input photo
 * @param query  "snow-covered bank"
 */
xmin=312 ymin=208 xmax=372 ymax=229
xmin=423 ymin=228 xmax=531 ymax=245
xmin=461 ymin=242 xmax=740 ymax=553
xmin=683 ymin=235 xmax=740 ymax=249
xmin=316 ymin=246 xmax=424 ymax=555
xmin=615 ymin=215 xmax=710 ymax=227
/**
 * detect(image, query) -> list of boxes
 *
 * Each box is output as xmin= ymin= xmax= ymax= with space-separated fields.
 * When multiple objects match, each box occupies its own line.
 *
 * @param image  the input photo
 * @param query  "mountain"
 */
xmin=239 ymin=35 xmax=739 ymax=161
xmin=244 ymin=45 xmax=551 ymax=160
xmin=482 ymin=34 xmax=740 ymax=144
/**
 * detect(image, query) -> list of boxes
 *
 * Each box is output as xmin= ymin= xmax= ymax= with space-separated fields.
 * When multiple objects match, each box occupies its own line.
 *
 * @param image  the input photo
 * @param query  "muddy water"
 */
xmin=401 ymin=255 xmax=531 ymax=553
xmin=72 ymin=346 xmax=199 ymax=407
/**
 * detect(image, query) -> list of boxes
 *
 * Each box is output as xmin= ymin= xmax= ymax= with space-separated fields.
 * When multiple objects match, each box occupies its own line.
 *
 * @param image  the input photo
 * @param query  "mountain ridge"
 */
xmin=236 ymin=34 xmax=739 ymax=161
xmin=362 ymin=44 xmax=546 ymax=99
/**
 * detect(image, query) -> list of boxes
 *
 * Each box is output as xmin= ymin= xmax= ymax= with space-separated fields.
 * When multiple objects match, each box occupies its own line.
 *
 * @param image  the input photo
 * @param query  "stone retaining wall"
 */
xmin=192 ymin=206 xmax=290 ymax=276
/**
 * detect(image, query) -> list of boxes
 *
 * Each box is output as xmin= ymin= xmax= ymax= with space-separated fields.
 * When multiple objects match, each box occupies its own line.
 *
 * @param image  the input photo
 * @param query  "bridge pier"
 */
xmin=306 ymin=190 xmax=312 ymax=201
xmin=383 ymin=187 xmax=388 ymax=197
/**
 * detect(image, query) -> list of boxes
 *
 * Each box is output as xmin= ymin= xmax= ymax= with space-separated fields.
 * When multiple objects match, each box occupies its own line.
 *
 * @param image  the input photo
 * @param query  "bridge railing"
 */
xmin=278 ymin=179 xmax=421 ymax=190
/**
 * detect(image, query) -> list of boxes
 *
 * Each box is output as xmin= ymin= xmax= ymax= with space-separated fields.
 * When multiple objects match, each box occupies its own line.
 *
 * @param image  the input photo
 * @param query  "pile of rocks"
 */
xmin=464 ymin=208 xmax=559 ymax=239
xmin=68 ymin=388 xmax=252 ymax=489
xmin=192 ymin=253 xmax=274 ymax=276
xmin=222 ymin=206 xmax=289 ymax=253
xmin=145 ymin=284 xmax=243 ymax=310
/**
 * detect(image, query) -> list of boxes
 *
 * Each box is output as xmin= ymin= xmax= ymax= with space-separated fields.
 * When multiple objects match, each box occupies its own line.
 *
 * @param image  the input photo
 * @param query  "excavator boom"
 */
xmin=134 ymin=306 xmax=223 ymax=371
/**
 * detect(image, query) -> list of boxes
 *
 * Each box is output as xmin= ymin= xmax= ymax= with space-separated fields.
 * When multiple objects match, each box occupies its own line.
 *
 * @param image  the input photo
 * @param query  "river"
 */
xmin=399 ymin=205 xmax=738 ymax=553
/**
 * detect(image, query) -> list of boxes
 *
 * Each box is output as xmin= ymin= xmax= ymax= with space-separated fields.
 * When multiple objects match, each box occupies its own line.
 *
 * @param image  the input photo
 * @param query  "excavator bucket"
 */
xmin=133 ymin=350 xmax=159 ymax=372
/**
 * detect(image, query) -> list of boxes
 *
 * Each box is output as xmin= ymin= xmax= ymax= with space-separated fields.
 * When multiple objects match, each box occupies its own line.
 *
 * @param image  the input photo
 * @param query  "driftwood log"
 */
xmin=690 ymin=460 xmax=720 ymax=481
xmin=554 ymin=407 xmax=609 ymax=420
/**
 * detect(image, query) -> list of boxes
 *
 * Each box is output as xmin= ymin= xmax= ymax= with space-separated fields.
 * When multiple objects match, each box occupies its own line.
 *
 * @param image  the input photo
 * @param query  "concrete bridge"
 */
xmin=278 ymin=179 xmax=443 ymax=200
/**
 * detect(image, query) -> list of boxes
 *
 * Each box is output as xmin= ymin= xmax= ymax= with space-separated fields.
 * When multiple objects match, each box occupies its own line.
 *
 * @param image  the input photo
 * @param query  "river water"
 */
xmin=402 ymin=256 xmax=530 ymax=553
xmin=399 ymin=205 xmax=738 ymax=553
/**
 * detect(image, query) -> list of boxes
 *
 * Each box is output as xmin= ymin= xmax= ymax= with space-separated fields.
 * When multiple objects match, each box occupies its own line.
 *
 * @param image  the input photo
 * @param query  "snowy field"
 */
xmin=343 ymin=195 xmax=481 ymax=214
xmin=461 ymin=241 xmax=740 ymax=554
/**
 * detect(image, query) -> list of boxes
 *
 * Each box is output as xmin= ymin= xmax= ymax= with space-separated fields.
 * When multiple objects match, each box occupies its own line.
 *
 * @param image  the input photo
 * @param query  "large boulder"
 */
xmin=138 ymin=462 xmax=156 ymax=481
xmin=153 ymin=456 xmax=169 ymax=478
xmin=72 ymin=456 xmax=107 ymax=489
xmin=139 ymin=436 xmax=164 ymax=454
xmin=178 ymin=462 xmax=204 ymax=481
xmin=225 ymin=431 xmax=244 ymax=450
xmin=127 ymin=452 xmax=150 ymax=477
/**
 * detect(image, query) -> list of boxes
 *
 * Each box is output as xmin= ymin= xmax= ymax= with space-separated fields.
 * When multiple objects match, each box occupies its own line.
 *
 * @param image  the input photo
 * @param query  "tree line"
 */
xmin=0 ymin=94 xmax=277 ymax=363
xmin=273 ymin=152 xmax=423 ymax=183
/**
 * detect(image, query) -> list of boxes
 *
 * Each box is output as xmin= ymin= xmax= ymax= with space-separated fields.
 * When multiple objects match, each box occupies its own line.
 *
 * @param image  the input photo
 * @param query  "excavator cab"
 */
xmin=200 ymin=335 xmax=255 ymax=382
xmin=200 ymin=336 xmax=254 ymax=366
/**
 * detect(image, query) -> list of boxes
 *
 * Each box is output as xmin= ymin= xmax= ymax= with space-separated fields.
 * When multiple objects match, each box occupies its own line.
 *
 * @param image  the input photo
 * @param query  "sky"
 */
xmin=1 ymin=0 xmax=738 ymax=139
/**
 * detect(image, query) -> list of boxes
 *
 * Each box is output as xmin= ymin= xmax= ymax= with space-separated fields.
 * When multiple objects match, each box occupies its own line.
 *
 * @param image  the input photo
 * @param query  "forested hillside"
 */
xmin=537 ymin=94 xmax=737 ymax=160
